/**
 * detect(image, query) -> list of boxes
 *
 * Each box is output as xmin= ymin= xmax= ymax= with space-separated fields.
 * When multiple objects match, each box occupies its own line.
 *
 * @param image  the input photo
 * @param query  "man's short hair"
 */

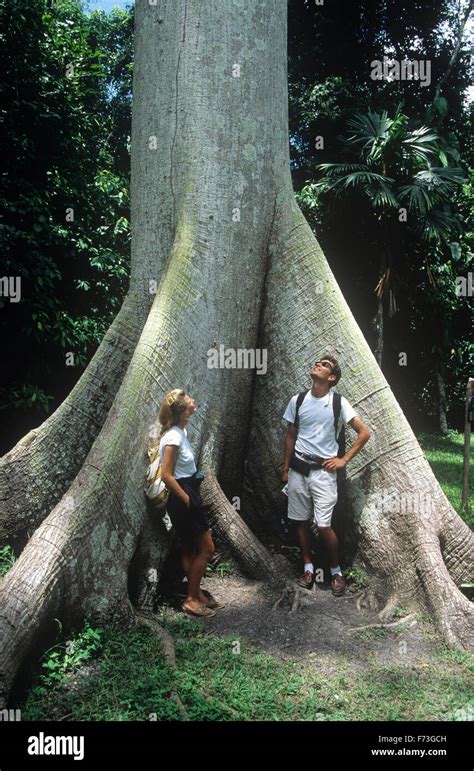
xmin=321 ymin=354 xmax=341 ymax=386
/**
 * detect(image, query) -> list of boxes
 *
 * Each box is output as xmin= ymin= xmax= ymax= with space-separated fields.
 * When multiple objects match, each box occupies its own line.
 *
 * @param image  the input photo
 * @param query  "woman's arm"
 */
xmin=160 ymin=444 xmax=190 ymax=507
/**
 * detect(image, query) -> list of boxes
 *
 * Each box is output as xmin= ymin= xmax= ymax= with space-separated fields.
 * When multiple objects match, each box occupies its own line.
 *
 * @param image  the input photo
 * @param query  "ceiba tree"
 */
xmin=0 ymin=0 xmax=472 ymax=706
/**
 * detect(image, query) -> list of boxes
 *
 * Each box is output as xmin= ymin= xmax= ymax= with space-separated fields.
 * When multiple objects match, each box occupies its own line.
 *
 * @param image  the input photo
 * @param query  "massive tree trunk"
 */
xmin=0 ymin=289 xmax=151 ymax=554
xmin=0 ymin=0 xmax=472 ymax=706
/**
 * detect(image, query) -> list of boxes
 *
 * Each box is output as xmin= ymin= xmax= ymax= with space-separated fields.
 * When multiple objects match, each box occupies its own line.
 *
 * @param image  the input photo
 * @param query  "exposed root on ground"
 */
xmin=134 ymin=611 xmax=188 ymax=719
xmin=347 ymin=614 xmax=418 ymax=634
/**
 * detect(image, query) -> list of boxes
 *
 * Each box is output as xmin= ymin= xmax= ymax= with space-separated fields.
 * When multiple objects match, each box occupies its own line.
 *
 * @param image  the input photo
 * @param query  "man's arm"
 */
xmin=282 ymin=423 xmax=297 ymax=482
xmin=322 ymin=416 xmax=371 ymax=472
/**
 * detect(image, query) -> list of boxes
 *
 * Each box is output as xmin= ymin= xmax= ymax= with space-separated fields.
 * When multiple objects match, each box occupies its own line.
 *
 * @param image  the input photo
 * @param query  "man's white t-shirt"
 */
xmin=283 ymin=390 xmax=357 ymax=458
xmin=159 ymin=426 xmax=197 ymax=479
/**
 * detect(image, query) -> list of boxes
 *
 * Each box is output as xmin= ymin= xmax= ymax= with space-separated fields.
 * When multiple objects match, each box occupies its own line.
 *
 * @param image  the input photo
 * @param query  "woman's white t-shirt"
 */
xmin=159 ymin=426 xmax=197 ymax=479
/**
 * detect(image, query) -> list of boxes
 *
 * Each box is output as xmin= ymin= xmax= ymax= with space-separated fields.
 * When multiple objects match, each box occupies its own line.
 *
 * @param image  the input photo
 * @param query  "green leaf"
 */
xmin=439 ymin=150 xmax=448 ymax=167
xmin=434 ymin=96 xmax=448 ymax=119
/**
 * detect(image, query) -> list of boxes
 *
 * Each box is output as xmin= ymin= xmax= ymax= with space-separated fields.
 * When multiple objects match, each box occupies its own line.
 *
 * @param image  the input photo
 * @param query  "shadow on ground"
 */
xmin=167 ymin=566 xmax=440 ymax=674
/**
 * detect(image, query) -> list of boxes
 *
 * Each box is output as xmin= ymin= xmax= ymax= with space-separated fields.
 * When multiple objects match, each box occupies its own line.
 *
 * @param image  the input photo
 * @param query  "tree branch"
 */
xmin=433 ymin=0 xmax=473 ymax=103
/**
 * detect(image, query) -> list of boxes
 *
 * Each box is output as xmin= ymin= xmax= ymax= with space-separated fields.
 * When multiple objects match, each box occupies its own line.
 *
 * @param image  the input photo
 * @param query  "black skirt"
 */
xmin=165 ymin=474 xmax=210 ymax=543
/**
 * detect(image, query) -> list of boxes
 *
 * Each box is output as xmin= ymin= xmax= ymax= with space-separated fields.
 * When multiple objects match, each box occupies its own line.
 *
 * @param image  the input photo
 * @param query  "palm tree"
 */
xmin=313 ymin=108 xmax=465 ymax=366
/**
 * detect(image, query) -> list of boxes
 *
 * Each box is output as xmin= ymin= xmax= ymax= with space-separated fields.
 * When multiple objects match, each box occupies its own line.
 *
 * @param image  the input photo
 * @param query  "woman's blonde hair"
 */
xmin=148 ymin=389 xmax=187 ymax=449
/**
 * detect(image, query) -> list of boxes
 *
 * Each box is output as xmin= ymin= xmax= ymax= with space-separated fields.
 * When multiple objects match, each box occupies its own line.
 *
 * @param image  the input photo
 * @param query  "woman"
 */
xmin=156 ymin=389 xmax=225 ymax=618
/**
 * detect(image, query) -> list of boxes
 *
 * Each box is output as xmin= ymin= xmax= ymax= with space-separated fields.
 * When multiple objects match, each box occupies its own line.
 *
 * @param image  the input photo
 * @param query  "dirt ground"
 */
xmin=171 ymin=563 xmax=441 ymax=674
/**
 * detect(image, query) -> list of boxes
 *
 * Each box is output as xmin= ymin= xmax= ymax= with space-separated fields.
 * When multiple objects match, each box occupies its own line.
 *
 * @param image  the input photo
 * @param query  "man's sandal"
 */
xmin=181 ymin=602 xmax=216 ymax=618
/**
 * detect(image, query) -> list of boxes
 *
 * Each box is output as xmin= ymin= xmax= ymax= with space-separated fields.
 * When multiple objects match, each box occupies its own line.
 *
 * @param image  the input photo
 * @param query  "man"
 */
xmin=282 ymin=355 xmax=371 ymax=596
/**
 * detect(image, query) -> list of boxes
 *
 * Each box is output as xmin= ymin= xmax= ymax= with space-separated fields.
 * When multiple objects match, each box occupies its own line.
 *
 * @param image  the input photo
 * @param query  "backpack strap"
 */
xmin=332 ymin=391 xmax=341 ymax=441
xmin=294 ymin=390 xmax=310 ymax=435
xmin=333 ymin=391 xmax=347 ymax=458
xmin=294 ymin=389 xmax=345 ymax=455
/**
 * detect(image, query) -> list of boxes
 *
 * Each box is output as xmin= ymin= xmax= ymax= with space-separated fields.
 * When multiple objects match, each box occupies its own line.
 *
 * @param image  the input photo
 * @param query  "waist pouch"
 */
xmin=177 ymin=471 xmax=204 ymax=488
xmin=289 ymin=451 xmax=323 ymax=477
xmin=192 ymin=470 xmax=205 ymax=486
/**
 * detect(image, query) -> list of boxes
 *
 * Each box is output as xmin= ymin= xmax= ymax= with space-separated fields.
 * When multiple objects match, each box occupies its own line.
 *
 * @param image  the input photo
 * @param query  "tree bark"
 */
xmin=242 ymin=182 xmax=473 ymax=649
xmin=373 ymin=293 xmax=384 ymax=367
xmin=0 ymin=0 xmax=472 ymax=707
xmin=372 ymin=249 xmax=386 ymax=367
xmin=432 ymin=0 xmax=473 ymax=105
xmin=0 ymin=0 xmax=285 ymax=705
xmin=461 ymin=378 xmax=473 ymax=513
xmin=435 ymin=364 xmax=449 ymax=435
xmin=0 ymin=289 xmax=150 ymax=554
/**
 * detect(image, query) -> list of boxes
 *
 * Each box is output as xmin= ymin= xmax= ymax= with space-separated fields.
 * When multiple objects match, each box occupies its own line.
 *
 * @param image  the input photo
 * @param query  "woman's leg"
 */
xmin=168 ymin=485 xmax=203 ymax=597
xmin=181 ymin=542 xmax=195 ymax=577
xmin=184 ymin=530 xmax=215 ymax=609
xmin=181 ymin=541 xmax=209 ymax=604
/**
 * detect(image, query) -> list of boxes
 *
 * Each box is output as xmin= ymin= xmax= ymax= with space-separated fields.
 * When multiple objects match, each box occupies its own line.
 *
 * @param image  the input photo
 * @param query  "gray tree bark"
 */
xmin=436 ymin=365 xmax=449 ymax=435
xmin=0 ymin=289 xmax=150 ymax=553
xmin=0 ymin=0 xmax=472 ymax=707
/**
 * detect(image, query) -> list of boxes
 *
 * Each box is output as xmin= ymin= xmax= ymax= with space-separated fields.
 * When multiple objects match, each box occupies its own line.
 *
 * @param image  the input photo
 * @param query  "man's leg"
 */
xmin=317 ymin=526 xmax=346 ymax=595
xmin=295 ymin=520 xmax=315 ymax=587
xmin=310 ymin=469 xmax=346 ymax=595
xmin=296 ymin=521 xmax=312 ymax=566
xmin=317 ymin=526 xmax=339 ymax=568
xmin=287 ymin=469 xmax=314 ymax=587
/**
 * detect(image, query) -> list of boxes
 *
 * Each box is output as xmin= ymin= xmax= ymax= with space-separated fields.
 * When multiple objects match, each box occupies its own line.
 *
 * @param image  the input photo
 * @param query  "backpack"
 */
xmin=144 ymin=445 xmax=169 ymax=509
xmin=294 ymin=389 xmax=346 ymax=458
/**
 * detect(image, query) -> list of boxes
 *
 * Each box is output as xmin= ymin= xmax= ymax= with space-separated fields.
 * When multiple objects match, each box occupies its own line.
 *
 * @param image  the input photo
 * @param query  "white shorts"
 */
xmin=287 ymin=464 xmax=338 ymax=527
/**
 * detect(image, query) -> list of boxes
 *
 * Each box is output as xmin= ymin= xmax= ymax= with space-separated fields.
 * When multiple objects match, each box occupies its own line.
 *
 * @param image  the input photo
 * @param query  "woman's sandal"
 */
xmin=201 ymin=589 xmax=226 ymax=609
xmin=181 ymin=602 xmax=216 ymax=618
xmin=179 ymin=585 xmax=226 ymax=609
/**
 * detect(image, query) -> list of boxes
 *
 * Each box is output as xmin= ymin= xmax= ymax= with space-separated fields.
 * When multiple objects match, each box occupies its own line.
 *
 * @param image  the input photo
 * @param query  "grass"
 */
xmin=0 ymin=545 xmax=16 ymax=577
xmin=343 ymin=567 xmax=370 ymax=591
xmin=205 ymin=558 xmax=233 ymax=579
xmin=13 ymin=430 xmax=474 ymax=721
xmin=20 ymin=613 xmax=474 ymax=722
xmin=417 ymin=429 xmax=472 ymax=528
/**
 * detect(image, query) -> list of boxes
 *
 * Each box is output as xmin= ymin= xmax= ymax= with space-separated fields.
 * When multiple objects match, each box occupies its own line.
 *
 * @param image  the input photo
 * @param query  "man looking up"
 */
xmin=282 ymin=355 xmax=371 ymax=595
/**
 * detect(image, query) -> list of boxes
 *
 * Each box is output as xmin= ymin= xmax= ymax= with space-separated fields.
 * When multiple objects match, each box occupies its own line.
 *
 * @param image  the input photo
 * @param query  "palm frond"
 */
xmin=374 ymin=266 xmax=392 ymax=298
xmin=398 ymin=183 xmax=434 ymax=214
xmin=414 ymin=166 xmax=466 ymax=187
xmin=322 ymin=171 xmax=394 ymax=198
xmin=371 ymin=189 xmax=399 ymax=208
xmin=414 ymin=208 xmax=462 ymax=244
xmin=316 ymin=163 xmax=369 ymax=176
xmin=345 ymin=111 xmax=393 ymax=160
xmin=402 ymin=127 xmax=439 ymax=162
